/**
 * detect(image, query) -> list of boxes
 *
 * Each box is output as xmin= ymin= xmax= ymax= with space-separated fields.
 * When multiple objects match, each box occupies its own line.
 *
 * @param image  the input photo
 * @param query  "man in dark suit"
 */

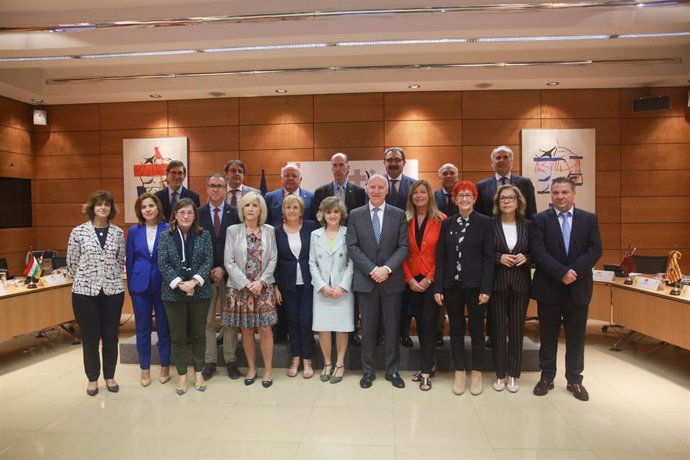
xmin=198 ymin=174 xmax=241 ymax=381
xmin=347 ymin=174 xmax=409 ymax=389
xmin=311 ymin=152 xmax=367 ymax=346
xmin=475 ymin=146 xmax=537 ymax=219
xmin=264 ymin=164 xmax=314 ymax=227
xmin=383 ymin=147 xmax=415 ymax=211
xmin=434 ymin=163 xmax=460 ymax=217
xmin=155 ymin=160 xmax=201 ymax=221
xmin=530 ymin=176 xmax=602 ymax=401
xmin=224 ymin=159 xmax=259 ymax=207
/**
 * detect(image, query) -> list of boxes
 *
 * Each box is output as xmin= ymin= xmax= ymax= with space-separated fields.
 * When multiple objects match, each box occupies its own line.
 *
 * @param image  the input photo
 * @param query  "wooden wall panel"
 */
xmin=168 ymin=98 xmax=238 ymax=127
xmin=33 ymin=131 xmax=100 ymax=156
xmin=596 ymin=197 xmax=621 ymax=224
xmin=540 ymin=118 xmax=620 ymax=144
xmin=385 ymin=92 xmax=461 ymax=120
xmin=191 ymin=151 xmax=239 ymax=177
xmin=621 ymin=223 xmax=690 ymax=249
xmin=314 ymin=122 xmax=383 ymax=148
xmin=34 ymin=104 xmax=100 ymax=132
xmin=620 ymin=87 xmax=689 ymax=118
xmin=239 ymin=96 xmax=313 ymax=125
xmin=385 ymin=120 xmax=461 ymax=146
xmin=0 ymin=96 xmax=32 ymax=131
xmin=621 ymin=171 xmax=690 ymax=196
xmin=596 ymin=145 xmax=621 ymax=171
xmin=313 ymin=147 xmax=383 ymax=161
xmin=620 ymin=144 xmax=689 ymax=170
xmin=240 ymin=149 xmax=314 ymax=175
xmin=34 ymin=155 xmax=99 ymax=180
xmin=599 ymin=223 xmax=621 ymax=249
xmin=463 ymin=119 xmax=539 ymax=146
xmin=0 ymin=126 xmax=32 ymax=155
xmin=34 ymin=204 xmax=87 ymax=228
xmin=0 ymin=228 xmax=35 ymax=254
xmin=462 ymin=90 xmax=540 ymax=120
xmin=33 ymin=179 xmax=101 ymax=203
xmin=596 ymin=171 xmax=620 ymax=197
xmin=0 ymin=152 xmax=32 ymax=178
xmin=36 ymin=227 xmax=72 ymax=252
xmin=100 ymin=128 xmax=169 ymax=155
xmin=100 ymin=102 xmax=168 ymax=130
xmin=168 ymin=126 xmax=239 ymax=151
xmin=621 ymin=197 xmax=690 ymax=223
xmin=622 ymin=117 xmax=690 ymax=144
xmin=239 ymin=124 xmax=313 ymax=150
xmin=462 ymin=145 xmax=521 ymax=173
xmin=402 ymin=146 xmax=462 ymax=173
xmin=541 ymin=89 xmax=620 ymax=119
xmin=100 ymin=154 xmax=123 ymax=179
xmin=314 ymin=93 xmax=383 ymax=122
xmin=100 ymin=179 xmax=124 ymax=202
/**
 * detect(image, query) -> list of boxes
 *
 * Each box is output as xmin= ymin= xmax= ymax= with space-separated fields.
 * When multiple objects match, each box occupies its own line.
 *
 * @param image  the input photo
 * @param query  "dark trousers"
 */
xmin=399 ymin=298 xmax=412 ymax=338
xmin=358 ymin=286 xmax=401 ymax=375
xmin=538 ymin=299 xmax=588 ymax=384
xmin=283 ymin=284 xmax=314 ymax=360
xmin=131 ymin=289 xmax=171 ymax=369
xmin=405 ymin=287 xmax=439 ymax=374
xmin=490 ymin=289 xmax=529 ymax=379
xmin=72 ymin=291 xmax=124 ymax=382
xmin=164 ymin=299 xmax=210 ymax=376
xmin=351 ymin=295 xmax=361 ymax=339
xmin=444 ymin=282 xmax=485 ymax=371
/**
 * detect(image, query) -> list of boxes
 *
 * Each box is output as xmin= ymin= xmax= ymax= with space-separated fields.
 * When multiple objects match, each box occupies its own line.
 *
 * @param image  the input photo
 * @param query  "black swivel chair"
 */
xmin=631 ymin=255 xmax=668 ymax=275
xmin=52 ymin=257 xmax=67 ymax=270
xmin=0 ymin=257 xmax=9 ymax=278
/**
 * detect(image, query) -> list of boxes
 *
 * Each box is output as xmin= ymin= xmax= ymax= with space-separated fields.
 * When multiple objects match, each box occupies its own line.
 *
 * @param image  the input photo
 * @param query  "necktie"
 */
xmin=389 ymin=180 xmax=399 ymax=203
xmin=445 ymin=193 xmax=452 ymax=210
xmin=560 ymin=211 xmax=571 ymax=255
xmin=372 ymin=207 xmax=381 ymax=244
xmin=337 ymin=185 xmax=344 ymax=200
xmin=170 ymin=190 xmax=179 ymax=207
xmin=213 ymin=207 xmax=221 ymax=238
xmin=230 ymin=190 xmax=238 ymax=207
xmin=500 ymin=177 xmax=508 ymax=186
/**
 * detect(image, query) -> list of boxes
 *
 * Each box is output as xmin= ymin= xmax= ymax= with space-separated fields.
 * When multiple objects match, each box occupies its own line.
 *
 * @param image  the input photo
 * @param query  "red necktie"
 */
xmin=213 ymin=207 xmax=221 ymax=238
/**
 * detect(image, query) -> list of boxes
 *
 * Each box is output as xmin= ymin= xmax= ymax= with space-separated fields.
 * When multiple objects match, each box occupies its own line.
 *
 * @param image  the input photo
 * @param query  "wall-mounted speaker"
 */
xmin=632 ymin=95 xmax=670 ymax=113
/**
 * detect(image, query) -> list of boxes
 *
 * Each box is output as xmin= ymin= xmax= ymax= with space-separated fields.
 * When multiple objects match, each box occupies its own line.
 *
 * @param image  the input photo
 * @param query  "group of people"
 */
xmin=66 ymin=145 xmax=602 ymax=402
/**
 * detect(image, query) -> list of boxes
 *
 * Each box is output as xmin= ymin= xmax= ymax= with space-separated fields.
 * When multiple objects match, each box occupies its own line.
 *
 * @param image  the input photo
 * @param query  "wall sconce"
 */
xmin=33 ymin=109 xmax=47 ymax=125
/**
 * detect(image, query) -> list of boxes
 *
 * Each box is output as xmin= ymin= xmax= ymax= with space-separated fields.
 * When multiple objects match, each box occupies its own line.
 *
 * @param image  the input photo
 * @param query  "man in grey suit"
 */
xmin=224 ymin=159 xmax=258 ymax=206
xmin=347 ymin=174 xmax=409 ymax=389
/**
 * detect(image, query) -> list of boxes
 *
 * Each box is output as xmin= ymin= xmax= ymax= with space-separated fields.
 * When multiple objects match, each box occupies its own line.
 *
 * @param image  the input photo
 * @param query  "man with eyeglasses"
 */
xmin=198 ymin=174 xmax=240 ymax=381
xmin=383 ymin=147 xmax=415 ymax=211
xmin=155 ymin=160 xmax=201 ymax=221
xmin=224 ymin=160 xmax=258 ymax=207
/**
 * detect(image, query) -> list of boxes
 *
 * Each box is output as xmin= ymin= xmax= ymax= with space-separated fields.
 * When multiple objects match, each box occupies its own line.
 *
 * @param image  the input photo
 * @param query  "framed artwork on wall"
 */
xmin=521 ymin=128 xmax=596 ymax=213
xmin=122 ymin=137 xmax=188 ymax=223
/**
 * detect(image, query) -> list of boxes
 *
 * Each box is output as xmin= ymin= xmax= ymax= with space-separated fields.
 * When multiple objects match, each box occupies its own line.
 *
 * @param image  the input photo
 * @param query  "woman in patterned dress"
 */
xmin=223 ymin=192 xmax=278 ymax=387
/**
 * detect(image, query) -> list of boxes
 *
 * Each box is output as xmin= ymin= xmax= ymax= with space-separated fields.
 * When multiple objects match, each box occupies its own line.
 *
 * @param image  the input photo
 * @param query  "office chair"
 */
xmin=0 ymin=257 xmax=9 ymax=278
xmin=631 ymin=255 xmax=668 ymax=275
xmin=51 ymin=257 xmax=67 ymax=270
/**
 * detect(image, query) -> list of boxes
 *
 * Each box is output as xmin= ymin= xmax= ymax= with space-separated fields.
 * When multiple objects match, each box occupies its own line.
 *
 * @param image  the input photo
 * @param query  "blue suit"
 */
xmin=434 ymin=189 xmax=458 ymax=216
xmin=383 ymin=173 xmax=415 ymax=210
xmin=264 ymin=188 xmax=314 ymax=227
xmin=155 ymin=186 xmax=201 ymax=221
xmin=126 ymin=222 xmax=171 ymax=369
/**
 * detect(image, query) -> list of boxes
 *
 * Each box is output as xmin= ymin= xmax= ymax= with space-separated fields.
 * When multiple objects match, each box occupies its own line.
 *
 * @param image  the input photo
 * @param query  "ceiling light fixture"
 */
xmin=409 ymin=84 xmax=421 ymax=89
xmin=546 ymin=81 xmax=560 ymax=86
xmin=149 ymin=94 xmax=162 ymax=98
xmin=275 ymin=89 xmax=287 ymax=93
xmin=31 ymin=98 xmax=44 ymax=103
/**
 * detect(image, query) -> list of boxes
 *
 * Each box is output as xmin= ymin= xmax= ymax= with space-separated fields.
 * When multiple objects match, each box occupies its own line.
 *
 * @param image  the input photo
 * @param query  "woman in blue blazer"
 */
xmin=126 ymin=192 xmax=171 ymax=387
xmin=273 ymin=195 xmax=320 ymax=379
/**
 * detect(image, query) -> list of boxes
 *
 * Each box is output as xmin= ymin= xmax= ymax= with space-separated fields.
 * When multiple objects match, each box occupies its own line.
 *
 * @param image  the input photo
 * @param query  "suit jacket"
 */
xmin=434 ymin=211 xmax=495 ymax=295
xmin=475 ymin=174 xmax=537 ymax=219
xmin=155 ymin=186 xmax=201 ymax=221
xmin=434 ymin=189 xmax=458 ymax=216
xmin=67 ymin=221 xmax=125 ymax=296
xmin=125 ymin=222 xmax=168 ymax=294
xmin=274 ymin=220 xmax=320 ymax=291
xmin=383 ymin=173 xmax=415 ymax=210
xmin=224 ymin=224 xmax=277 ymax=290
xmin=197 ymin=203 xmax=240 ymax=270
xmin=492 ymin=217 xmax=531 ymax=293
xmin=157 ymin=228 xmax=213 ymax=302
xmin=530 ymin=207 xmax=602 ymax=306
xmin=264 ymin=188 xmax=314 ymax=227
xmin=402 ymin=215 xmax=445 ymax=283
xmin=225 ymin=184 xmax=259 ymax=205
xmin=309 ymin=226 xmax=354 ymax=293
xmin=311 ymin=181 xmax=366 ymax=221
xmin=346 ymin=204 xmax=409 ymax=294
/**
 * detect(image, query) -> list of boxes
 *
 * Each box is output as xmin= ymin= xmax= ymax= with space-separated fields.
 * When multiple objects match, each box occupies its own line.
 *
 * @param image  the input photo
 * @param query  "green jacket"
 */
xmin=158 ymin=228 xmax=213 ymax=302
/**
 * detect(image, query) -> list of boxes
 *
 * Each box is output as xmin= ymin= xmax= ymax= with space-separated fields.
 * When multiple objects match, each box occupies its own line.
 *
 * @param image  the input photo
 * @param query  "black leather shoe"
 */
xmin=226 ymin=361 xmax=241 ymax=380
xmin=261 ymin=379 xmax=273 ymax=388
xmin=533 ymin=379 xmax=554 ymax=396
xmin=360 ymin=373 xmax=376 ymax=389
xmin=106 ymin=383 xmax=119 ymax=393
xmin=567 ymin=383 xmax=590 ymax=401
xmin=201 ymin=363 xmax=216 ymax=381
xmin=400 ymin=336 xmax=413 ymax=348
xmin=385 ymin=372 xmax=405 ymax=389
xmin=435 ymin=334 xmax=444 ymax=347
xmin=86 ymin=387 xmax=99 ymax=397
xmin=349 ymin=334 xmax=362 ymax=347
xmin=244 ymin=371 xmax=257 ymax=386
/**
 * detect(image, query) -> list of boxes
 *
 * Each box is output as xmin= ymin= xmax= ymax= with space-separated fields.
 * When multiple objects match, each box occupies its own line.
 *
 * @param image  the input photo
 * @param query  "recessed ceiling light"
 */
xmin=31 ymin=98 xmax=44 ymax=103
xmin=208 ymin=91 xmax=226 ymax=97
xmin=475 ymin=83 xmax=493 ymax=89
xmin=275 ymin=89 xmax=287 ymax=93
xmin=149 ymin=94 xmax=162 ymax=98
xmin=409 ymin=84 xmax=421 ymax=89
xmin=546 ymin=81 xmax=560 ymax=86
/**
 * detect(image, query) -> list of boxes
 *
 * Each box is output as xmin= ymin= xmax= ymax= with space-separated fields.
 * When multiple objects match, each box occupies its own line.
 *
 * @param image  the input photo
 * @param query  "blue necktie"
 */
xmin=372 ymin=207 xmax=381 ymax=244
xmin=560 ymin=211 xmax=571 ymax=255
xmin=171 ymin=190 xmax=179 ymax=208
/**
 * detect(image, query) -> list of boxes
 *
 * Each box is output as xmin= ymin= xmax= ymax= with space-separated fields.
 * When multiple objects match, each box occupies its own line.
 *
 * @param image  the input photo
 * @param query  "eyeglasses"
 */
xmin=499 ymin=196 xmax=516 ymax=203
xmin=456 ymin=193 xmax=474 ymax=200
xmin=385 ymin=158 xmax=403 ymax=163
xmin=175 ymin=210 xmax=195 ymax=217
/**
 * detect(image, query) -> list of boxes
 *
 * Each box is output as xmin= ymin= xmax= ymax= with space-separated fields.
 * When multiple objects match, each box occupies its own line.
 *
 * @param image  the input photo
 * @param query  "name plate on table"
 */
xmin=632 ymin=276 xmax=661 ymax=292
xmin=592 ymin=270 xmax=615 ymax=282
xmin=39 ymin=273 xmax=67 ymax=287
xmin=681 ymin=285 xmax=690 ymax=300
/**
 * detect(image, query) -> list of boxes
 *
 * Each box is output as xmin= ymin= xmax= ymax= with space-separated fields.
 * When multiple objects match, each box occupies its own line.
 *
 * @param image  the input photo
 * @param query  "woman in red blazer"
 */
xmin=402 ymin=180 xmax=446 ymax=391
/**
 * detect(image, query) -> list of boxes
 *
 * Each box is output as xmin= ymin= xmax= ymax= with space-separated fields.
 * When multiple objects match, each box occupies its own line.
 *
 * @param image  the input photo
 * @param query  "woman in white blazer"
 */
xmin=67 ymin=190 xmax=125 ymax=397
xmin=309 ymin=196 xmax=354 ymax=384
xmin=223 ymin=192 xmax=278 ymax=388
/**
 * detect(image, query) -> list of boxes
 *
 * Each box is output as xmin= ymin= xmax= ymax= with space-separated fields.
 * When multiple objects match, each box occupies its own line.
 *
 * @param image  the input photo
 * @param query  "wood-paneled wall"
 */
xmin=6 ymin=87 xmax=690 ymax=273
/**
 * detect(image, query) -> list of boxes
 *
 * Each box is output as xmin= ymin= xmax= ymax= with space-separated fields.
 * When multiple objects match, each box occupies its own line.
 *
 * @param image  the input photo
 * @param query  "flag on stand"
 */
xmin=666 ymin=250 xmax=683 ymax=284
xmin=23 ymin=251 xmax=42 ymax=279
xmin=259 ymin=166 xmax=268 ymax=196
